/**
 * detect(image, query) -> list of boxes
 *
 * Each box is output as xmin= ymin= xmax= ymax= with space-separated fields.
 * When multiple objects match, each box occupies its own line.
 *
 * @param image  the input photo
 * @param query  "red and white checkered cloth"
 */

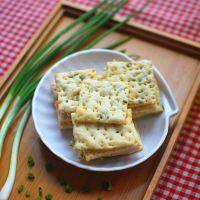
xmin=68 ymin=0 xmax=200 ymax=43
xmin=0 ymin=0 xmax=59 ymax=78
xmin=1 ymin=0 xmax=200 ymax=78
xmin=0 ymin=0 xmax=199 ymax=199
xmin=152 ymin=91 xmax=200 ymax=200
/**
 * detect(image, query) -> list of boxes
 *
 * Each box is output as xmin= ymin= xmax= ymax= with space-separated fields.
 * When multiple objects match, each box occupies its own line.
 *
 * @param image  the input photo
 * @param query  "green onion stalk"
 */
xmin=0 ymin=0 xmax=126 ymax=121
xmin=86 ymin=0 xmax=153 ymax=49
xmin=4 ymin=0 xmax=126 ymax=112
xmin=0 ymin=77 xmax=40 ymax=157
xmin=0 ymin=102 xmax=31 ymax=200
xmin=0 ymin=0 xmax=151 ymax=158
xmin=63 ymin=0 xmax=128 ymax=56
xmin=0 ymin=0 xmax=107 ymax=121
xmin=103 ymin=36 xmax=131 ymax=50
xmin=0 ymin=0 xmax=129 ymax=157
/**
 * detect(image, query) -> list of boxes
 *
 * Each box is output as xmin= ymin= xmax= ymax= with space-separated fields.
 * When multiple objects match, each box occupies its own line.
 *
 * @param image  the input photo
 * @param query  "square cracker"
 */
xmin=80 ymin=146 xmax=138 ymax=161
xmin=103 ymin=60 xmax=163 ymax=118
xmin=74 ymin=79 xmax=129 ymax=124
xmin=52 ymin=68 xmax=97 ymax=128
xmin=72 ymin=109 xmax=143 ymax=153
xmin=52 ymin=83 xmax=73 ymax=128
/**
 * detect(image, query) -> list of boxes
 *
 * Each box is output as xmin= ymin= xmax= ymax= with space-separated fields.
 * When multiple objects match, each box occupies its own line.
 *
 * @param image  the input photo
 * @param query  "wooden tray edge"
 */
xmin=0 ymin=2 xmax=199 ymax=199
xmin=0 ymin=2 xmax=62 ymax=89
xmin=62 ymin=0 xmax=200 ymax=58
xmin=0 ymin=6 xmax=63 ymax=98
xmin=143 ymin=67 xmax=200 ymax=199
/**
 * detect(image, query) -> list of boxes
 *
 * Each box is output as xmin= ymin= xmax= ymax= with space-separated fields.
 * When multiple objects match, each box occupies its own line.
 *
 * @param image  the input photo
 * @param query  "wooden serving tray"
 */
xmin=63 ymin=1 xmax=200 ymax=58
xmin=0 ymin=2 xmax=200 ymax=200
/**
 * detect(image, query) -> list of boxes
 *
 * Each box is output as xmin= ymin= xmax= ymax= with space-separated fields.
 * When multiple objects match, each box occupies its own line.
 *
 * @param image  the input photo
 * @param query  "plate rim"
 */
xmin=32 ymin=49 xmax=179 ymax=172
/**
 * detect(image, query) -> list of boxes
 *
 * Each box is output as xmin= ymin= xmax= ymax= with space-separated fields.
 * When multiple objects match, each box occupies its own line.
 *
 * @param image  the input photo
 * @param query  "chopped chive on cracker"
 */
xmin=35 ymin=196 xmax=41 ymax=200
xmin=74 ymin=80 xmax=129 ymax=125
xmin=65 ymin=184 xmax=73 ymax=193
xmin=45 ymin=163 xmax=53 ymax=172
xmin=27 ymin=155 xmax=35 ymax=168
xmin=18 ymin=184 xmax=24 ymax=193
xmin=27 ymin=172 xmax=35 ymax=181
xmin=25 ymin=191 xmax=30 ymax=198
xmin=45 ymin=193 xmax=53 ymax=200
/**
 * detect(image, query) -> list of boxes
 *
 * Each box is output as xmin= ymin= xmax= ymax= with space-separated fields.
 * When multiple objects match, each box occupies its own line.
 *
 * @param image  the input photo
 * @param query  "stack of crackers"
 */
xmin=52 ymin=60 xmax=163 ymax=161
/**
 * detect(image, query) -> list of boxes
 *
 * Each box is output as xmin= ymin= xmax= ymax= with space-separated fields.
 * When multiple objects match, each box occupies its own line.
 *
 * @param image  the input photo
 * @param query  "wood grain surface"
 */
xmin=0 ymin=13 xmax=200 ymax=200
xmin=63 ymin=0 xmax=200 ymax=58
xmin=144 ymin=69 xmax=200 ymax=199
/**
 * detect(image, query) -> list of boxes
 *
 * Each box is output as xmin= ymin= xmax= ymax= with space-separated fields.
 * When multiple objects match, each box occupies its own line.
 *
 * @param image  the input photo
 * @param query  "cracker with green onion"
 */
xmin=103 ymin=60 xmax=163 ymax=118
xmin=72 ymin=109 xmax=143 ymax=161
xmin=74 ymin=79 xmax=129 ymax=124
xmin=81 ymin=146 xmax=138 ymax=162
xmin=52 ymin=68 xmax=97 ymax=129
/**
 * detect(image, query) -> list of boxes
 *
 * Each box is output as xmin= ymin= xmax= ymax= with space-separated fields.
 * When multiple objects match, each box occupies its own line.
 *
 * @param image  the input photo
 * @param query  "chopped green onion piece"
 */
xmin=102 ymin=181 xmax=112 ymax=191
xmin=45 ymin=163 xmax=53 ymax=172
xmin=97 ymin=197 xmax=103 ymax=200
xmin=27 ymin=172 xmax=35 ymax=181
xmin=0 ymin=0 xmax=107 ymax=121
xmin=38 ymin=187 xmax=43 ymax=197
xmin=35 ymin=197 xmax=41 ymax=200
xmin=18 ymin=184 xmax=24 ymax=193
xmin=27 ymin=155 xmax=35 ymax=168
xmin=65 ymin=184 xmax=73 ymax=193
xmin=25 ymin=192 xmax=30 ymax=198
xmin=79 ymin=74 xmax=86 ymax=80
xmin=63 ymin=0 xmax=128 ymax=56
xmin=45 ymin=193 xmax=53 ymax=200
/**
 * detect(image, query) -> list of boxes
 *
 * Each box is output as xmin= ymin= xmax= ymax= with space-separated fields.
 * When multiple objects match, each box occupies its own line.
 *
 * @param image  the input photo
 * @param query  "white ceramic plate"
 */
xmin=32 ymin=49 xmax=178 ymax=172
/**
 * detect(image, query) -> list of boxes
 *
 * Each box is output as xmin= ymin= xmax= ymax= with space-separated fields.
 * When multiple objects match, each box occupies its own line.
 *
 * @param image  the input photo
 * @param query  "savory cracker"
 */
xmin=52 ymin=68 xmax=97 ymax=128
xmin=72 ymin=109 xmax=143 ymax=153
xmin=103 ymin=60 xmax=163 ymax=118
xmin=80 ymin=146 xmax=138 ymax=161
xmin=74 ymin=79 xmax=129 ymax=124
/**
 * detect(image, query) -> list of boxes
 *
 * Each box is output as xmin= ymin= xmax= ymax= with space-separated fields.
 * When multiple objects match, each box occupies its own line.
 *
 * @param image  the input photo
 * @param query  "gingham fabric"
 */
xmin=0 ymin=1 xmax=199 ymax=199
xmin=0 ymin=0 xmax=59 ymax=78
xmin=152 ymin=90 xmax=200 ymax=200
xmin=69 ymin=0 xmax=200 ymax=43
xmin=1 ymin=0 xmax=200 ymax=78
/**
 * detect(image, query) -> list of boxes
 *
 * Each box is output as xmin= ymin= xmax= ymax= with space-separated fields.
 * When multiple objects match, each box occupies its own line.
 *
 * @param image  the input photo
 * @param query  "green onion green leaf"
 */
xmin=17 ymin=184 xmax=24 ymax=194
xmin=25 ymin=191 xmax=30 ymax=198
xmin=65 ymin=184 xmax=73 ymax=193
xmin=45 ymin=193 xmax=53 ymax=200
xmin=38 ymin=187 xmax=43 ymax=197
xmin=27 ymin=172 xmax=35 ymax=181
xmin=102 ymin=181 xmax=112 ymax=191
xmin=45 ymin=163 xmax=53 ymax=172
xmin=27 ymin=155 xmax=35 ymax=168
